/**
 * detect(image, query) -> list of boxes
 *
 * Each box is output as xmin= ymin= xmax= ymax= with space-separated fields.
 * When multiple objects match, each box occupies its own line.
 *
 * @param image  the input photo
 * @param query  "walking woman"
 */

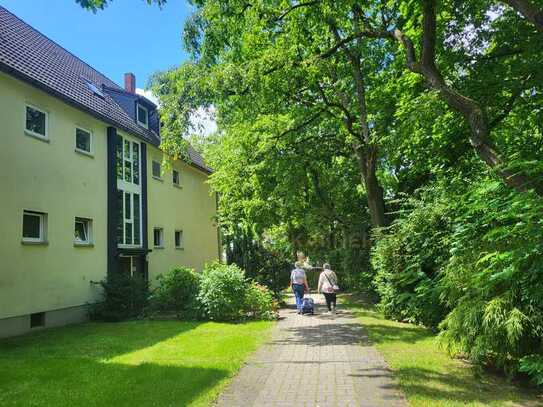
xmin=318 ymin=263 xmax=339 ymax=314
xmin=290 ymin=261 xmax=309 ymax=314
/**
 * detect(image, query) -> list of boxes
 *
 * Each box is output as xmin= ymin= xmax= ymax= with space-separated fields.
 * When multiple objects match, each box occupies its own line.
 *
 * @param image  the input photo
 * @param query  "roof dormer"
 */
xmin=136 ymin=102 xmax=149 ymax=129
xmin=103 ymin=72 xmax=159 ymax=136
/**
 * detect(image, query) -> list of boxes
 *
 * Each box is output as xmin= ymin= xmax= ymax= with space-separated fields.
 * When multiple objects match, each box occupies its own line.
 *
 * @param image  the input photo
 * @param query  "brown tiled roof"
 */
xmin=0 ymin=6 xmax=211 ymax=174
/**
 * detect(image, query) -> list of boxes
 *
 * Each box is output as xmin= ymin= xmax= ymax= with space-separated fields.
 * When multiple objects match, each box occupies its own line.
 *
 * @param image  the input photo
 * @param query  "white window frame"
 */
xmin=75 ymin=126 xmax=93 ymax=156
xmin=22 ymin=210 xmax=46 ymax=243
xmin=117 ymin=133 xmax=142 ymax=249
xmin=24 ymin=104 xmax=49 ymax=141
xmin=152 ymin=160 xmax=162 ymax=180
xmin=136 ymin=103 xmax=149 ymax=129
xmin=74 ymin=217 xmax=92 ymax=245
xmin=172 ymin=169 xmax=180 ymax=186
xmin=174 ymin=230 xmax=184 ymax=249
xmin=153 ymin=227 xmax=164 ymax=248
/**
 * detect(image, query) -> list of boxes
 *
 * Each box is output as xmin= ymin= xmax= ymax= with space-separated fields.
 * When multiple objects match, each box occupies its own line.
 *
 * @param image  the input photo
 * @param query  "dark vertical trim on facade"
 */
xmin=215 ymin=192 xmax=222 ymax=261
xmin=106 ymin=126 xmax=118 ymax=277
xmin=141 ymin=143 xmax=149 ymax=280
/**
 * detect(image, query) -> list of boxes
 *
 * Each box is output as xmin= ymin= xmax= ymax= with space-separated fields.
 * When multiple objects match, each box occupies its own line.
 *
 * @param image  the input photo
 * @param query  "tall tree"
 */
xmin=329 ymin=0 xmax=543 ymax=193
xmin=154 ymin=0 xmax=406 ymax=227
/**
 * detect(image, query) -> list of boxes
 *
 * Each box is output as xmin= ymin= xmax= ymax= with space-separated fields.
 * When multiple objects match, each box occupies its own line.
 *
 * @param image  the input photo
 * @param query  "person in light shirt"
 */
xmin=318 ymin=263 xmax=339 ymax=314
xmin=290 ymin=261 xmax=309 ymax=314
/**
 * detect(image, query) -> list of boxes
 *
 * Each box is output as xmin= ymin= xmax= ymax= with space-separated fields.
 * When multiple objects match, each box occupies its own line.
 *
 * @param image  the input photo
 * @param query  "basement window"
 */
xmin=30 ymin=312 xmax=45 ymax=328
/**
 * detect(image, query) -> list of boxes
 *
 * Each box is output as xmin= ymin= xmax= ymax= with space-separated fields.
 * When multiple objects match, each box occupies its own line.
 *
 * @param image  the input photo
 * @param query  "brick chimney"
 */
xmin=124 ymin=72 xmax=136 ymax=94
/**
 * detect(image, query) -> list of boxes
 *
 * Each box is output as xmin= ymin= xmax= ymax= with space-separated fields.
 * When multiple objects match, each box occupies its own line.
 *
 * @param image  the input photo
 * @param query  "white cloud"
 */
xmin=136 ymin=88 xmax=159 ymax=106
xmin=189 ymin=106 xmax=217 ymax=137
xmin=136 ymin=88 xmax=217 ymax=137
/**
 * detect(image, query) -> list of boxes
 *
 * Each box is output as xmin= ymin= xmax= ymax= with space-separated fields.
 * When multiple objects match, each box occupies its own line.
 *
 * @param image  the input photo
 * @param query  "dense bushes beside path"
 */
xmin=89 ymin=272 xmax=149 ymax=322
xmin=149 ymin=266 xmax=200 ymax=319
xmin=91 ymin=262 xmax=276 ymax=323
xmin=371 ymin=178 xmax=543 ymax=384
xmin=197 ymin=262 xmax=250 ymax=321
xmin=372 ymin=188 xmax=453 ymax=329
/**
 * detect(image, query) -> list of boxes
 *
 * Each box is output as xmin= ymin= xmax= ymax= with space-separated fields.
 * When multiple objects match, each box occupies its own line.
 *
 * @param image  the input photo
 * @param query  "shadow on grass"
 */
xmin=0 ymin=320 xmax=200 ymax=360
xmin=0 ymin=321 xmax=229 ymax=406
xmin=357 ymin=321 xmax=431 ymax=345
xmin=341 ymin=294 xmax=543 ymax=405
xmin=0 ymin=359 xmax=228 ymax=406
xmin=392 ymin=366 xmax=541 ymax=406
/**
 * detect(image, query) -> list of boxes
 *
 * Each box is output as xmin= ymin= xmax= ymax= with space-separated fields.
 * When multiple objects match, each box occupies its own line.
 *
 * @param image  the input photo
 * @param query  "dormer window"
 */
xmin=136 ymin=103 xmax=148 ymax=129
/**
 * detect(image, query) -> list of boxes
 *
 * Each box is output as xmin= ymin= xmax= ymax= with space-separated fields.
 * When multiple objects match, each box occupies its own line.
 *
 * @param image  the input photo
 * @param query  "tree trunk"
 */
xmin=354 ymin=147 xmax=387 ymax=228
xmin=502 ymin=0 xmax=543 ymax=32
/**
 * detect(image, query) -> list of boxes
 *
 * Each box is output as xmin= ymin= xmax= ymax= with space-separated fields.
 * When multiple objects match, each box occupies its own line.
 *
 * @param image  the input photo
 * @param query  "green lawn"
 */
xmin=0 ymin=319 xmax=273 ymax=406
xmin=342 ymin=295 xmax=542 ymax=407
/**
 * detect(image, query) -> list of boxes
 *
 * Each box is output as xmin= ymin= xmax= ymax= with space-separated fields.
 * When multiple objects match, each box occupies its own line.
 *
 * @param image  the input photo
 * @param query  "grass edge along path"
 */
xmin=341 ymin=294 xmax=542 ymax=407
xmin=0 ymin=319 xmax=274 ymax=407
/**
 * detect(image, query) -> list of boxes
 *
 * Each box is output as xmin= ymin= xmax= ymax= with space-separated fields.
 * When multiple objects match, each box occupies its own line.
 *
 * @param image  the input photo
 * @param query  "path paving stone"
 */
xmin=216 ymin=294 xmax=407 ymax=407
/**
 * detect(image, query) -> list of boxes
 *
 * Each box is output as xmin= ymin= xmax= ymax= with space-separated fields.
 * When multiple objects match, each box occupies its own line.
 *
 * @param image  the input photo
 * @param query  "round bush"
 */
xmin=197 ymin=262 xmax=248 ymax=321
xmin=244 ymin=281 xmax=276 ymax=320
xmin=151 ymin=267 xmax=200 ymax=319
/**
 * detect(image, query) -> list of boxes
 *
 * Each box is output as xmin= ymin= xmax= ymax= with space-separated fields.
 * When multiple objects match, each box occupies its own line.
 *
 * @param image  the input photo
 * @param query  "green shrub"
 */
xmin=520 ymin=355 xmax=543 ymax=386
xmin=150 ymin=267 xmax=200 ymax=319
xmin=89 ymin=272 xmax=149 ymax=322
xmin=438 ymin=180 xmax=543 ymax=380
xmin=371 ymin=187 xmax=452 ymax=328
xmin=372 ymin=176 xmax=543 ymax=383
xmin=225 ymin=227 xmax=291 ymax=299
xmin=197 ymin=262 xmax=248 ymax=321
xmin=244 ymin=281 xmax=276 ymax=320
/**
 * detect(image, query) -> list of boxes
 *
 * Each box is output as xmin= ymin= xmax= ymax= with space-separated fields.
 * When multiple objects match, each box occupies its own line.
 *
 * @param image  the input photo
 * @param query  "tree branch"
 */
xmin=275 ymin=0 xmax=320 ymax=21
xmin=489 ymin=74 xmax=533 ymax=129
xmin=272 ymin=109 xmax=326 ymax=140
xmin=235 ymin=3 xmax=252 ymax=16
xmin=421 ymin=0 xmax=438 ymax=70
xmin=318 ymin=29 xmax=391 ymax=59
xmin=501 ymin=0 xmax=543 ymax=32
xmin=316 ymin=83 xmax=356 ymax=127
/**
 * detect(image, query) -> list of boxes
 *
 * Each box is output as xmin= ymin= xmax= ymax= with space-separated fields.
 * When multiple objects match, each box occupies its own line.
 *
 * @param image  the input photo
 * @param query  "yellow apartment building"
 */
xmin=0 ymin=6 xmax=219 ymax=337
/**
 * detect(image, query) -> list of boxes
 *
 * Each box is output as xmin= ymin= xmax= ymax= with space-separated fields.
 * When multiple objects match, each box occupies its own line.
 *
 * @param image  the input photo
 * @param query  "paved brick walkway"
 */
xmin=216 ymin=294 xmax=407 ymax=407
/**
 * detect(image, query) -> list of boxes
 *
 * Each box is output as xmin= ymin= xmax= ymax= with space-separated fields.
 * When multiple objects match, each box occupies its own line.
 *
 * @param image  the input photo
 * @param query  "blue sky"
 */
xmin=0 ymin=0 xmax=192 ymax=90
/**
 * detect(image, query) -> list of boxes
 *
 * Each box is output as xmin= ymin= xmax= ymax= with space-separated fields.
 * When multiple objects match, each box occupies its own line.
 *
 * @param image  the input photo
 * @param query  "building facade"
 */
xmin=0 ymin=7 xmax=219 ymax=337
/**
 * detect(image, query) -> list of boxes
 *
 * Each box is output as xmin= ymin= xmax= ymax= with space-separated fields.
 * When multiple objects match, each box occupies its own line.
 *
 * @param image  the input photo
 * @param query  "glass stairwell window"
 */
xmin=116 ymin=134 xmax=142 ymax=247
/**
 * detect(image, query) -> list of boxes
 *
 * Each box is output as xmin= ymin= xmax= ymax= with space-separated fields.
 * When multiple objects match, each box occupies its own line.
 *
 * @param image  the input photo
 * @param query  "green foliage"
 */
xmin=75 ymin=0 xmax=165 ymax=12
xmin=197 ymin=262 xmax=276 ymax=321
xmin=520 ymin=355 xmax=543 ymax=386
xmin=244 ymin=281 xmax=276 ymax=320
xmin=372 ymin=176 xmax=543 ymax=382
xmin=372 ymin=187 xmax=453 ymax=328
xmin=148 ymin=0 xmax=543 ymax=387
xmin=149 ymin=267 xmax=200 ymax=319
xmin=197 ymin=262 xmax=247 ymax=321
xmin=89 ymin=273 xmax=149 ymax=322
xmin=438 ymin=180 xmax=543 ymax=380
xmin=342 ymin=295 xmax=541 ymax=405
xmin=225 ymin=225 xmax=291 ymax=299
xmin=0 ymin=319 xmax=273 ymax=406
